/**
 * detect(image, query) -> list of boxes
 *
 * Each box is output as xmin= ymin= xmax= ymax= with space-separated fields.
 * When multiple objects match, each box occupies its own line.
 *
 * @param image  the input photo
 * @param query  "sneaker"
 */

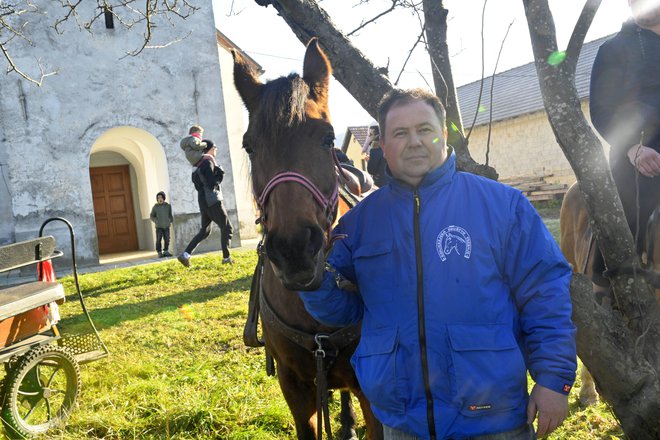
xmin=222 ymin=257 xmax=233 ymax=265
xmin=163 ymin=251 xmax=173 ymax=257
xmin=157 ymin=252 xmax=163 ymax=258
xmin=177 ymin=253 xmax=191 ymax=267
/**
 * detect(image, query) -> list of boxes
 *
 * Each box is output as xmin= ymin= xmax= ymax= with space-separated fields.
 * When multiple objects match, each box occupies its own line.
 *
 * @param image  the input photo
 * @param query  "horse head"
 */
xmin=233 ymin=38 xmax=336 ymax=291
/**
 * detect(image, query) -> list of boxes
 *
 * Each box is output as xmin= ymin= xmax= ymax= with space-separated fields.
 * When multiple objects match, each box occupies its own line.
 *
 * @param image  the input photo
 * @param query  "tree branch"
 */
xmin=485 ymin=19 xmax=515 ymax=166
xmin=347 ymin=0 xmax=398 ymax=36
xmin=565 ymin=0 xmax=602 ymax=74
xmin=394 ymin=25 xmax=425 ymax=86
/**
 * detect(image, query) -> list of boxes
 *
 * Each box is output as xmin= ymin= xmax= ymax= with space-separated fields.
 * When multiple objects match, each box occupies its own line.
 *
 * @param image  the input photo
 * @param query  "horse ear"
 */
xmin=232 ymin=49 xmax=263 ymax=114
xmin=302 ymin=38 xmax=332 ymax=106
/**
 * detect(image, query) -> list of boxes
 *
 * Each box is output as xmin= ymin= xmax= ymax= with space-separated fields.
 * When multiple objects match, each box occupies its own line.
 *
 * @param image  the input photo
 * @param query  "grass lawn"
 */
xmin=0 ymin=217 xmax=624 ymax=439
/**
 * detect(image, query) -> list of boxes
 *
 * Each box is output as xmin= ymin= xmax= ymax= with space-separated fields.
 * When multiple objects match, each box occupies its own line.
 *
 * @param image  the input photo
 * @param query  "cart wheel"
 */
xmin=1 ymin=345 xmax=81 ymax=439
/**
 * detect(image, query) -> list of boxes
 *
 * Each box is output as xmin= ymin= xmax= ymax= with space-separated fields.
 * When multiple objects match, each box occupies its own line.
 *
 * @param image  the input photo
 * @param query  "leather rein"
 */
xmin=243 ymin=149 xmax=360 ymax=440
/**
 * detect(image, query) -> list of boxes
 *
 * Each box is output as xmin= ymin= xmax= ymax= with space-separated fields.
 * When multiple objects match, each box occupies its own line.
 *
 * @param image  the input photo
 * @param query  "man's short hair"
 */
xmin=189 ymin=125 xmax=204 ymax=134
xmin=377 ymin=88 xmax=446 ymax=137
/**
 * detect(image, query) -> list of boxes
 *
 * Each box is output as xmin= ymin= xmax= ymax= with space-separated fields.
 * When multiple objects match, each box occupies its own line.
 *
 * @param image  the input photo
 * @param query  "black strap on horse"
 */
xmin=315 ymin=334 xmax=334 ymax=440
xmin=243 ymin=240 xmax=265 ymax=349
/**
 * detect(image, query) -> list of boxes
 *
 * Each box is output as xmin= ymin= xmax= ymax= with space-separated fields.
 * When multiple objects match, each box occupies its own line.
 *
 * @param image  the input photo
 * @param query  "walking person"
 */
xmin=299 ymin=88 xmax=577 ymax=440
xmin=149 ymin=191 xmax=173 ymax=258
xmin=178 ymin=140 xmax=234 ymax=267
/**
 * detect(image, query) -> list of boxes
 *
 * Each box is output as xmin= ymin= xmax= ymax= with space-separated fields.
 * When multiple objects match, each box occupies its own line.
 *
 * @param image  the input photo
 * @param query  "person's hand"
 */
xmin=527 ymin=384 xmax=569 ymax=437
xmin=627 ymin=144 xmax=660 ymax=178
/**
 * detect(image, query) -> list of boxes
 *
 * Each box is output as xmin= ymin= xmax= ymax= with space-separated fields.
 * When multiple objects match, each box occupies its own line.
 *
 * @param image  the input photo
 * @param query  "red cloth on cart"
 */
xmin=37 ymin=260 xmax=56 ymax=282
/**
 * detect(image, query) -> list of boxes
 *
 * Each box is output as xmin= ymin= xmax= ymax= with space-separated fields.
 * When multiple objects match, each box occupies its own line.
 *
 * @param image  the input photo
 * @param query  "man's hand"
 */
xmin=627 ymin=144 xmax=660 ymax=178
xmin=527 ymin=384 xmax=569 ymax=437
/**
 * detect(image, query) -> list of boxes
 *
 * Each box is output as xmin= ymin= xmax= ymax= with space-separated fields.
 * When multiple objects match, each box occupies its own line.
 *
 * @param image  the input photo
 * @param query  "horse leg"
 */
xmin=277 ymin=366 xmax=317 ymax=440
xmin=351 ymin=387 xmax=384 ymax=440
xmin=339 ymin=391 xmax=358 ymax=440
xmin=579 ymin=364 xmax=598 ymax=406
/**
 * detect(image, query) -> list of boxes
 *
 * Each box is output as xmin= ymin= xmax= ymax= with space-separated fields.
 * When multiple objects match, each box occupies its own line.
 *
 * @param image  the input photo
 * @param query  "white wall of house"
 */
xmin=0 ymin=2 xmax=241 ymax=264
xmin=466 ymin=100 xmax=609 ymax=184
xmin=217 ymin=46 xmax=258 ymax=239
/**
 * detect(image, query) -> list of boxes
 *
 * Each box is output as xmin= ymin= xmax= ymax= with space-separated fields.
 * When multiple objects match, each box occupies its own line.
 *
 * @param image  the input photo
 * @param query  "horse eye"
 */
xmin=321 ymin=133 xmax=335 ymax=149
xmin=243 ymin=142 xmax=255 ymax=156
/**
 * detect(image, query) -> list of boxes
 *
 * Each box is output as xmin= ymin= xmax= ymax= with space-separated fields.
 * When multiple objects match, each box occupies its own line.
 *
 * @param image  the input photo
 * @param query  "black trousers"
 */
xmin=592 ymin=161 xmax=660 ymax=285
xmin=184 ymin=200 xmax=233 ymax=258
xmin=155 ymin=227 xmax=170 ymax=253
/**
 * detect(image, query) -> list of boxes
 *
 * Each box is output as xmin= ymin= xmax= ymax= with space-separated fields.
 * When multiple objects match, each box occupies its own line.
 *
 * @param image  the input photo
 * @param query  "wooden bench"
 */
xmin=0 ymin=236 xmax=64 ymax=349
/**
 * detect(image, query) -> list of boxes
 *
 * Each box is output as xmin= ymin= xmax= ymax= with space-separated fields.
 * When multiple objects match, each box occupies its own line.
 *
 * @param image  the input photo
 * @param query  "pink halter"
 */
xmin=255 ymin=150 xmax=352 ymax=253
xmin=255 ymin=149 xmax=342 ymax=229
xmin=257 ymin=172 xmax=338 ymax=215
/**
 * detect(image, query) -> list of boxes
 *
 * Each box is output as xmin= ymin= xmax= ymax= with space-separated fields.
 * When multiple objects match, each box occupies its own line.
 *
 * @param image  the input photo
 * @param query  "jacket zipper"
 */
xmin=413 ymin=190 xmax=436 ymax=439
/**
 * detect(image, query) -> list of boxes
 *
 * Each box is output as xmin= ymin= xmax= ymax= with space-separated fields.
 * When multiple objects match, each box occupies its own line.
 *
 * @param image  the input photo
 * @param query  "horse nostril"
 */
xmin=265 ymin=234 xmax=283 ymax=267
xmin=304 ymin=226 xmax=324 ymax=257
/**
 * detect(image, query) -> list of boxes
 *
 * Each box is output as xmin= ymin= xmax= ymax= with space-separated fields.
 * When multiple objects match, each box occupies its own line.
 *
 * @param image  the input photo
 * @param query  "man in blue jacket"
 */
xmin=589 ymin=0 xmax=660 ymax=296
xmin=299 ymin=88 xmax=576 ymax=440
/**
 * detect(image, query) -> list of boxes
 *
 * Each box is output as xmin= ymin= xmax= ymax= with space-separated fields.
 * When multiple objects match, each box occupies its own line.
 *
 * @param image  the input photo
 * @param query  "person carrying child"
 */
xmin=178 ymin=140 xmax=234 ymax=267
xmin=150 ymin=191 xmax=173 ymax=258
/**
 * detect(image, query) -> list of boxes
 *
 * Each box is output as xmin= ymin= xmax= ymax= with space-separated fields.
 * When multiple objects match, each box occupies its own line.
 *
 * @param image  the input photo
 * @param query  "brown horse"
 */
xmin=559 ymin=182 xmax=660 ymax=405
xmin=232 ymin=40 xmax=382 ymax=440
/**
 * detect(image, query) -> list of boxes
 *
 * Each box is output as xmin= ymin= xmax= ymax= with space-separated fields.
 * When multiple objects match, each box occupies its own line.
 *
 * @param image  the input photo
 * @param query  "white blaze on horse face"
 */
xmin=381 ymin=100 xmax=448 ymax=187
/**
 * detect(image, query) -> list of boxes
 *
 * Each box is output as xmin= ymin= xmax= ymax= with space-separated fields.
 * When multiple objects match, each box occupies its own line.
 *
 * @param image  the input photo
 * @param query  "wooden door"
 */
xmin=90 ymin=165 xmax=139 ymax=254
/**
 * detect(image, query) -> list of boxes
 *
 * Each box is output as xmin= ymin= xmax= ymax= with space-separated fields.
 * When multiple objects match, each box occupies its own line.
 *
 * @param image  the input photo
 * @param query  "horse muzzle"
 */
xmin=269 ymin=249 xmax=326 ymax=291
xmin=264 ymin=224 xmax=327 ymax=291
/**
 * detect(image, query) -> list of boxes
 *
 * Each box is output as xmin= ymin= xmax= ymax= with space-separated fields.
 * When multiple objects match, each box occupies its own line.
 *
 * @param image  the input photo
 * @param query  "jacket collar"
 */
xmin=389 ymin=146 xmax=456 ymax=194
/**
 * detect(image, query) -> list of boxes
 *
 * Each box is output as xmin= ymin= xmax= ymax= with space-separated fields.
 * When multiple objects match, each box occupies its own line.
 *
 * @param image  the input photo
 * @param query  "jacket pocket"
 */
xmin=353 ymin=241 xmax=395 ymax=303
xmin=203 ymin=187 xmax=220 ymax=206
xmin=351 ymin=327 xmax=406 ymax=414
xmin=448 ymin=324 xmax=527 ymax=416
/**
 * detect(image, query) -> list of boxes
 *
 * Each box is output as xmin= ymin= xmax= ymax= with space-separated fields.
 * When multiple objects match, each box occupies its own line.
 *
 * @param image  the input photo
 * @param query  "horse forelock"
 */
xmin=253 ymin=74 xmax=309 ymax=146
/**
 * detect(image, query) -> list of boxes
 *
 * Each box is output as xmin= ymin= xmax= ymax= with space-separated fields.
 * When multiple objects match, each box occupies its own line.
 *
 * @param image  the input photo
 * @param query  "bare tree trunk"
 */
xmin=522 ymin=0 xmax=660 ymax=437
xmin=256 ymin=0 xmax=496 ymax=178
xmin=421 ymin=0 xmax=462 ymax=133
xmin=422 ymin=0 xmax=496 ymax=179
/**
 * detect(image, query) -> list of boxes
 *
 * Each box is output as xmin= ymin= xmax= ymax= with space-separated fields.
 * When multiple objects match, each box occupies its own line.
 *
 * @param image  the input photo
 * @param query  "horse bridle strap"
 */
xmin=258 ymin=279 xmax=360 ymax=353
xmin=257 ymin=171 xmax=338 ymax=219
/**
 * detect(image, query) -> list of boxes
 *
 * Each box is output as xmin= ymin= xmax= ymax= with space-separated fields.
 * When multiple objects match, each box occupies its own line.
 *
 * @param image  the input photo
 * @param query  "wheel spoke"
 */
xmin=22 ymin=401 xmax=39 ymax=421
xmin=45 ymin=366 xmax=61 ymax=388
xmin=17 ymin=390 xmax=40 ymax=397
xmin=45 ymin=398 xmax=52 ymax=419
xmin=35 ymin=364 xmax=45 ymax=387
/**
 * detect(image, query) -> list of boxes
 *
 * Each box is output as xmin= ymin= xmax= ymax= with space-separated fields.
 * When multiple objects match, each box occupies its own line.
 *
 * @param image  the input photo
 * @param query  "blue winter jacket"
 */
xmin=300 ymin=150 xmax=576 ymax=440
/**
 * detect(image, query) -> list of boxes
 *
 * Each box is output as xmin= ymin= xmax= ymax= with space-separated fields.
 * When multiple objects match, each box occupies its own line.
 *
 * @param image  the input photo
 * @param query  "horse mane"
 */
xmin=255 ymin=73 xmax=310 ymax=146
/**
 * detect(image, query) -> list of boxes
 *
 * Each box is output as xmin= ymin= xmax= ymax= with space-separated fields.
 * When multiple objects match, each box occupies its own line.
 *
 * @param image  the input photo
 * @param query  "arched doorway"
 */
xmin=89 ymin=127 xmax=169 ymax=255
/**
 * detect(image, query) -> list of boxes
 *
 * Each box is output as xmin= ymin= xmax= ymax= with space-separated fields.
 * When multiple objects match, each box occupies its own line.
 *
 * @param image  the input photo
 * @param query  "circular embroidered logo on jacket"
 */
xmin=436 ymin=226 xmax=472 ymax=262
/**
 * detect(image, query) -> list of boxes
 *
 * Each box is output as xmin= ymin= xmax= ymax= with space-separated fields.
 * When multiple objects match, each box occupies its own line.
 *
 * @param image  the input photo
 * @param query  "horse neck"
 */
xmin=262 ymin=261 xmax=327 ymax=333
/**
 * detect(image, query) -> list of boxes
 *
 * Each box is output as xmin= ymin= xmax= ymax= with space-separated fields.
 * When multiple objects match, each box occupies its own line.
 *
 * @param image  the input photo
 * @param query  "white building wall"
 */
xmin=218 ymin=47 xmax=258 ymax=239
xmin=466 ymin=100 xmax=609 ymax=184
xmin=0 ymin=2 xmax=240 ymax=264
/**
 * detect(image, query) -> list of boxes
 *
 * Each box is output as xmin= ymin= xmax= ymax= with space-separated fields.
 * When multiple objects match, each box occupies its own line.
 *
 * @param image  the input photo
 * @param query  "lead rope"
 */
xmin=315 ymin=334 xmax=334 ymax=440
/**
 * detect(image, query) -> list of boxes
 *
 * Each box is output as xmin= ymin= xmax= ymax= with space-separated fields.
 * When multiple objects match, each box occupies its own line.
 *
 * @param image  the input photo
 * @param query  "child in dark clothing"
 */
xmin=150 ymin=191 xmax=174 ymax=257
